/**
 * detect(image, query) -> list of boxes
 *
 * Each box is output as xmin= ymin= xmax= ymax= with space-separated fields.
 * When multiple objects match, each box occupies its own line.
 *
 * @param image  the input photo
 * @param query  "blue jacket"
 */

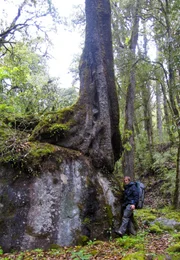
xmin=122 ymin=182 xmax=139 ymax=207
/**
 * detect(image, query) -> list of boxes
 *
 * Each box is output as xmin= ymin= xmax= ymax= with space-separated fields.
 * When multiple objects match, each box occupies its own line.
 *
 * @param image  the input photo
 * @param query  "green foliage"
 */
xmin=159 ymin=208 xmax=180 ymax=222
xmin=71 ymin=249 xmax=92 ymax=260
xmin=122 ymin=251 xmax=145 ymax=260
xmin=29 ymin=142 xmax=55 ymax=158
xmin=116 ymin=234 xmax=145 ymax=250
xmin=167 ymin=243 xmax=180 ymax=253
xmin=149 ymin=224 xmax=163 ymax=234
xmin=172 ymin=233 xmax=180 ymax=241
xmin=134 ymin=207 xmax=157 ymax=222
xmin=151 ymin=149 xmax=176 ymax=200
xmin=30 ymin=106 xmax=75 ymax=140
xmin=0 ymin=247 xmax=3 ymax=255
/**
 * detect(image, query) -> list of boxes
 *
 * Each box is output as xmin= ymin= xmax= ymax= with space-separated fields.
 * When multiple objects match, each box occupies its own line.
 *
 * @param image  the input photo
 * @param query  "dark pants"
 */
xmin=118 ymin=204 xmax=136 ymax=235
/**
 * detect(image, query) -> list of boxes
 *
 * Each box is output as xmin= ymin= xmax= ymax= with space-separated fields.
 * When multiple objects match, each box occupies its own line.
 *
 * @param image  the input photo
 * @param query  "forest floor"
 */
xmin=0 ymin=177 xmax=180 ymax=259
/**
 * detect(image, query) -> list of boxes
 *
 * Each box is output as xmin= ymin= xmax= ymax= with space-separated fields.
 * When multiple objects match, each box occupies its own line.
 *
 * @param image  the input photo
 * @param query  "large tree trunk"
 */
xmin=32 ymin=0 xmax=122 ymax=171
xmin=78 ymin=0 xmax=122 ymax=169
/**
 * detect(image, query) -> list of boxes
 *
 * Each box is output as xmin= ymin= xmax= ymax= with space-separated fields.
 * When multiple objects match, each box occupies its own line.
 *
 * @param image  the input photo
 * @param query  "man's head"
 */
xmin=124 ymin=176 xmax=131 ymax=185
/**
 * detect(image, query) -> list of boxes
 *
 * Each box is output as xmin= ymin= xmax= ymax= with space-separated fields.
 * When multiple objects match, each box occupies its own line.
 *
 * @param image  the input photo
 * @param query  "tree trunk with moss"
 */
xmin=32 ymin=0 xmax=122 ymax=171
xmin=122 ymin=0 xmax=140 ymax=179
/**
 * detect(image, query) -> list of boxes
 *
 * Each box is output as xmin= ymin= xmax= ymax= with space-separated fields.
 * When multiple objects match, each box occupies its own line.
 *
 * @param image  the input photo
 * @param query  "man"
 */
xmin=115 ymin=176 xmax=139 ymax=237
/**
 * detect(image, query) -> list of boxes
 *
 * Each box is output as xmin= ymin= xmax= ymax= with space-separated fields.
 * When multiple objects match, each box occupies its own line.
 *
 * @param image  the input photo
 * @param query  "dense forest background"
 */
xmin=0 ymin=0 xmax=179 ymax=205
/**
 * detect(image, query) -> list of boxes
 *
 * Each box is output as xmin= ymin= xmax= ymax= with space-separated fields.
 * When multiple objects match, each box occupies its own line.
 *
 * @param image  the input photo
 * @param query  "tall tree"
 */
xmin=121 ymin=0 xmax=140 ymax=178
xmin=32 ymin=0 xmax=122 ymax=171
xmin=149 ymin=0 xmax=180 ymax=207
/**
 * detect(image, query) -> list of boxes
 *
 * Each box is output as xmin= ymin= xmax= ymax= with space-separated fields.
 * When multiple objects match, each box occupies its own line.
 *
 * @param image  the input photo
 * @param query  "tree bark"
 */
xmin=161 ymin=0 xmax=180 ymax=208
xmin=156 ymin=82 xmax=163 ymax=143
xmin=32 ymin=0 xmax=122 ymax=171
xmin=122 ymin=0 xmax=140 ymax=179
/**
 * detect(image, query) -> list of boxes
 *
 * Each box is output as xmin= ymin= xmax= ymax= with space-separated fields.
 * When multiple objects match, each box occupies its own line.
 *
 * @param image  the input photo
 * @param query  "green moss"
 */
xmin=159 ymin=207 xmax=180 ymax=222
xmin=167 ymin=242 xmax=180 ymax=253
xmin=83 ymin=218 xmax=91 ymax=225
xmin=77 ymin=235 xmax=89 ymax=246
xmin=155 ymin=222 xmax=174 ymax=232
xmin=49 ymin=244 xmax=61 ymax=250
xmin=122 ymin=251 xmax=145 ymax=260
xmin=49 ymin=123 xmax=70 ymax=136
xmin=88 ymin=249 xmax=99 ymax=256
xmin=29 ymin=142 xmax=55 ymax=158
xmin=134 ymin=208 xmax=157 ymax=222
xmin=116 ymin=235 xmax=145 ymax=249
xmin=172 ymin=232 xmax=180 ymax=241
xmin=30 ymin=106 xmax=76 ymax=141
xmin=149 ymin=224 xmax=163 ymax=234
xmin=104 ymin=205 xmax=113 ymax=226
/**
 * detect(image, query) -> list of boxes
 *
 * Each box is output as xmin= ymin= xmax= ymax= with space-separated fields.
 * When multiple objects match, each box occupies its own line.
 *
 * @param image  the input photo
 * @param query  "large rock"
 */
xmin=0 ymin=148 xmax=121 ymax=252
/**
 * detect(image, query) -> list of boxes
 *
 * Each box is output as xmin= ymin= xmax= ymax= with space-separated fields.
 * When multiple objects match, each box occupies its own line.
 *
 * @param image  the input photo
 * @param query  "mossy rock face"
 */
xmin=0 ymin=157 xmax=121 ymax=252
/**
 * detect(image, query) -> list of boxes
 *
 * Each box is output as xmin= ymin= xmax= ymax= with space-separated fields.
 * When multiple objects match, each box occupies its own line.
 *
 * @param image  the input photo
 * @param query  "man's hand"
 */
xmin=130 ymin=205 xmax=135 ymax=210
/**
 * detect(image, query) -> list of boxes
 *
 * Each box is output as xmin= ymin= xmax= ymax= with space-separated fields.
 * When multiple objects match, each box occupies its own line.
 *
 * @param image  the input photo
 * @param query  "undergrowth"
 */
xmin=0 ymin=207 xmax=180 ymax=259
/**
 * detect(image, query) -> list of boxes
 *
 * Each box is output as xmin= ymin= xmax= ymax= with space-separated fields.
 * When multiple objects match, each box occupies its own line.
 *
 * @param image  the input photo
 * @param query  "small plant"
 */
xmin=0 ymin=247 xmax=3 ymax=255
xmin=71 ymin=249 xmax=92 ymax=260
xmin=87 ymin=238 xmax=97 ymax=246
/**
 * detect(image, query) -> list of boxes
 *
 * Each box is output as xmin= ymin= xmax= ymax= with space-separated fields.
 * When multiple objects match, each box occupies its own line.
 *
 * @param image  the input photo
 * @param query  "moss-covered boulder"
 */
xmin=0 ymin=147 xmax=121 ymax=252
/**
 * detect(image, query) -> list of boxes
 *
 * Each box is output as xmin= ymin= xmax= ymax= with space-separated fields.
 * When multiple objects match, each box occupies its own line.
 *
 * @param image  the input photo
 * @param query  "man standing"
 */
xmin=115 ymin=176 xmax=139 ymax=237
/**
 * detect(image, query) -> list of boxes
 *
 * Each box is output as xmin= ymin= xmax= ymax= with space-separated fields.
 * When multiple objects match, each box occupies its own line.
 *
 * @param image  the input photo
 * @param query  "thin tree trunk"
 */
xmin=156 ymin=83 xmax=163 ymax=143
xmin=160 ymin=82 xmax=174 ymax=143
xmin=122 ymin=0 xmax=140 ymax=179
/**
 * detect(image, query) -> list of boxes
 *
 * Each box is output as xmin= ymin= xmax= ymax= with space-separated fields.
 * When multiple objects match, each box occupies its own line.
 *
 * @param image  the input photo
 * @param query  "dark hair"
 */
xmin=124 ymin=176 xmax=131 ymax=181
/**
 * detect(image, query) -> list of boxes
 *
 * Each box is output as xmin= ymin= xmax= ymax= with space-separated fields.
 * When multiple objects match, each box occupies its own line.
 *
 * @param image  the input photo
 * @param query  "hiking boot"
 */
xmin=115 ymin=229 xmax=123 ymax=237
